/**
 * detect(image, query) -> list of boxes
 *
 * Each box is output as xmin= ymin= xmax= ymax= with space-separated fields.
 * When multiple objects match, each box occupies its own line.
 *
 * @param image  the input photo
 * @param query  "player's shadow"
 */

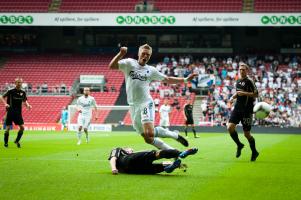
xmin=101 ymin=171 xmax=186 ymax=177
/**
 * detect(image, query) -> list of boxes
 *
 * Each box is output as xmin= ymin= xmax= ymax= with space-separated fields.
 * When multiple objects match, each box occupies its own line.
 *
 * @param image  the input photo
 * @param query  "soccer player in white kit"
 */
xmin=159 ymin=99 xmax=172 ymax=129
xmin=109 ymin=44 xmax=198 ymax=150
xmin=76 ymin=87 xmax=98 ymax=145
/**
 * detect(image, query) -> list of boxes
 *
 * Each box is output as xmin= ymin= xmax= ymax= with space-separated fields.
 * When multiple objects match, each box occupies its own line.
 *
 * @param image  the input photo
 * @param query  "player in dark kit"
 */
xmin=108 ymin=147 xmax=198 ymax=175
xmin=0 ymin=78 xmax=32 ymax=148
xmin=183 ymin=99 xmax=198 ymax=138
xmin=227 ymin=63 xmax=259 ymax=161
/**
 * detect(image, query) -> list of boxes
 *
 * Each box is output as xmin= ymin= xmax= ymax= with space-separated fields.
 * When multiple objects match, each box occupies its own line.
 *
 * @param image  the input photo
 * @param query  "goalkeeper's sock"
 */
xmin=159 ymin=149 xmax=181 ymax=159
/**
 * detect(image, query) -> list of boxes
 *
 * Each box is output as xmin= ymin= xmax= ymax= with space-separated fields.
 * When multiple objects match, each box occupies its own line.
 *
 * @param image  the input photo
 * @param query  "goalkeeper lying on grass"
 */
xmin=108 ymin=147 xmax=198 ymax=175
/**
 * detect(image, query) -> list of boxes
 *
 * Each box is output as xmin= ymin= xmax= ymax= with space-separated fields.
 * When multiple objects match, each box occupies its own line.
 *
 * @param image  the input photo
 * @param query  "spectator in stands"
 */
xmin=60 ymin=83 xmax=66 ymax=94
xmin=41 ymin=82 xmax=48 ymax=93
xmin=110 ymin=86 xmax=116 ymax=92
xmin=28 ymin=83 xmax=32 ymax=93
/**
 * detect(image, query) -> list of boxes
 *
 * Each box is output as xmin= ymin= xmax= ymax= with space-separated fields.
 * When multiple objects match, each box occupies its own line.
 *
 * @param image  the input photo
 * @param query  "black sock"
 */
xmin=15 ymin=130 xmax=24 ymax=143
xmin=184 ymin=127 xmax=187 ymax=136
xmin=159 ymin=149 xmax=181 ymax=159
xmin=248 ymin=136 xmax=257 ymax=152
xmin=192 ymin=128 xmax=196 ymax=137
xmin=230 ymin=130 xmax=242 ymax=146
xmin=4 ymin=131 xmax=9 ymax=144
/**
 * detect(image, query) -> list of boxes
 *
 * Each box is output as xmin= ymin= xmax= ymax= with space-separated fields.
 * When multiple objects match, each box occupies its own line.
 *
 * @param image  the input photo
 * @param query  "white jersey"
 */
xmin=76 ymin=95 xmax=97 ymax=117
xmin=118 ymin=58 xmax=167 ymax=106
xmin=159 ymin=104 xmax=171 ymax=119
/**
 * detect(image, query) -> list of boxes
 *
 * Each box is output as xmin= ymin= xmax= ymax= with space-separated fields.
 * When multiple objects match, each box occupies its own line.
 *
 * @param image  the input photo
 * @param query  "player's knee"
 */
xmin=227 ymin=124 xmax=235 ymax=133
xmin=19 ymin=126 xmax=24 ymax=131
xmin=244 ymin=131 xmax=251 ymax=138
xmin=84 ymin=128 xmax=88 ymax=132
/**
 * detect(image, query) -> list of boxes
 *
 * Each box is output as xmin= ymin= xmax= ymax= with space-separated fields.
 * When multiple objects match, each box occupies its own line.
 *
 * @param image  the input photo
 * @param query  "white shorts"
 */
xmin=130 ymin=101 xmax=155 ymax=134
xmin=160 ymin=118 xmax=170 ymax=127
xmin=77 ymin=114 xmax=91 ymax=129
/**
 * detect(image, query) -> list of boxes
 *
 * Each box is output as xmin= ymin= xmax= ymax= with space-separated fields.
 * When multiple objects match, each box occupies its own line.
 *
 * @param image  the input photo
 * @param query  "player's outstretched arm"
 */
xmin=229 ymin=93 xmax=238 ymax=103
xmin=24 ymin=100 xmax=32 ymax=110
xmin=109 ymin=47 xmax=127 ymax=70
xmin=109 ymin=157 xmax=118 ymax=175
xmin=183 ymin=105 xmax=187 ymax=121
xmin=164 ymin=73 xmax=198 ymax=84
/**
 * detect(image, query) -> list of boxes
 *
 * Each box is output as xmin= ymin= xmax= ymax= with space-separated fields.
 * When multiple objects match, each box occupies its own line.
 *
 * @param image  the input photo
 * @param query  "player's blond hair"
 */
xmin=239 ymin=63 xmax=249 ymax=70
xmin=15 ymin=77 xmax=23 ymax=83
xmin=139 ymin=44 xmax=152 ymax=54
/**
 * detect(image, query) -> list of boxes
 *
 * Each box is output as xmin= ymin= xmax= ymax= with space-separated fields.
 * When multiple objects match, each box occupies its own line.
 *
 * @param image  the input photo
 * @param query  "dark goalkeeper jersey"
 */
xmin=108 ymin=148 xmax=130 ymax=172
xmin=2 ymin=88 xmax=27 ymax=113
xmin=234 ymin=77 xmax=258 ymax=113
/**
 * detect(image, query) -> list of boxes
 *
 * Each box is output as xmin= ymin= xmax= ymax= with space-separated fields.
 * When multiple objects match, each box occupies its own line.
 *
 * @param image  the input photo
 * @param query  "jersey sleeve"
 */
xmin=108 ymin=148 xmax=122 ymax=160
xmin=22 ymin=91 xmax=27 ymax=102
xmin=159 ymin=106 xmax=163 ymax=113
xmin=91 ymin=97 xmax=97 ymax=107
xmin=118 ymin=58 xmax=131 ymax=73
xmin=151 ymin=67 xmax=167 ymax=81
xmin=249 ymin=79 xmax=258 ymax=94
xmin=2 ymin=89 xmax=11 ymax=98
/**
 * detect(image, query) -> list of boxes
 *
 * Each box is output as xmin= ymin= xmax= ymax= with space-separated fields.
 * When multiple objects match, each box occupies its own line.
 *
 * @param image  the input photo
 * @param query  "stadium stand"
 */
xmin=143 ymin=54 xmax=301 ymax=127
xmin=59 ymin=0 xmax=139 ymax=12
xmin=154 ymin=0 xmax=242 ymax=12
xmin=0 ymin=55 xmax=123 ymax=123
xmin=0 ymin=0 xmax=51 ymax=12
xmin=254 ymin=0 xmax=301 ymax=12
xmin=0 ymin=96 xmax=72 ymax=123
xmin=0 ymin=55 xmax=124 ymax=93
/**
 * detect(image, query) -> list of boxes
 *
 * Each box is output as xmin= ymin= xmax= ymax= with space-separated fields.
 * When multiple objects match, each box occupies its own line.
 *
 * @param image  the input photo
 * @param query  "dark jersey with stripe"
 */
xmin=2 ymin=88 xmax=27 ymax=113
xmin=234 ymin=77 xmax=257 ymax=113
xmin=184 ymin=104 xmax=193 ymax=118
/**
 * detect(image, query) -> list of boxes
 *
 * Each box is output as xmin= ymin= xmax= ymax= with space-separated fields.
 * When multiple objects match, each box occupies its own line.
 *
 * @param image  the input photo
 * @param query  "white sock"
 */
xmin=154 ymin=127 xmax=178 ymax=139
xmin=77 ymin=131 xmax=82 ymax=141
xmin=152 ymin=138 xmax=174 ymax=150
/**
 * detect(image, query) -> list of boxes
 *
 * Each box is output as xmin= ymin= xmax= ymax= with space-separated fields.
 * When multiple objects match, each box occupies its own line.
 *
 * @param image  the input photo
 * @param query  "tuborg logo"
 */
xmin=129 ymin=71 xmax=147 ymax=81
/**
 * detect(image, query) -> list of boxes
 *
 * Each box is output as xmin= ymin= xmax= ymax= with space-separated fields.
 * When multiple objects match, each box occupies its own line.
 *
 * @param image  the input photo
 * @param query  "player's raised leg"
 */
xmin=154 ymin=126 xmax=188 ymax=147
xmin=143 ymin=122 xmax=174 ymax=150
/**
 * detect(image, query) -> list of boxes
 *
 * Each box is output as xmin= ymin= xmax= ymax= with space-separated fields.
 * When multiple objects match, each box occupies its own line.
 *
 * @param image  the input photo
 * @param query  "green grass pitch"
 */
xmin=0 ymin=131 xmax=301 ymax=200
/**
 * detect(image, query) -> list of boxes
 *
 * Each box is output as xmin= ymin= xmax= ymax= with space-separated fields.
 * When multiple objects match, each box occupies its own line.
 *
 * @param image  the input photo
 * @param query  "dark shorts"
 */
xmin=122 ymin=150 xmax=164 ymax=174
xmin=185 ymin=117 xmax=194 ymax=125
xmin=229 ymin=109 xmax=253 ymax=131
xmin=5 ymin=110 xmax=24 ymax=126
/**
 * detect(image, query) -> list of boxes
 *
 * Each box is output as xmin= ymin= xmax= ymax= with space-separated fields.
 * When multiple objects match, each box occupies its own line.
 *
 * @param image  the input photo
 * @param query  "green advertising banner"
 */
xmin=0 ymin=13 xmax=300 ymax=26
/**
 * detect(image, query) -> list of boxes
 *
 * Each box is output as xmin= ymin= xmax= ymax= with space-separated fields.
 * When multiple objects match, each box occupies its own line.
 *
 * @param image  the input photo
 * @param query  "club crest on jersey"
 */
xmin=238 ymin=82 xmax=245 ymax=86
xmin=129 ymin=71 xmax=147 ymax=81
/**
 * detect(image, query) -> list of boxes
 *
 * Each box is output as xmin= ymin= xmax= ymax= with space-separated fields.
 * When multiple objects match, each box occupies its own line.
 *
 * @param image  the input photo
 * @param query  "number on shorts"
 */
xmin=143 ymin=107 xmax=148 ymax=115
